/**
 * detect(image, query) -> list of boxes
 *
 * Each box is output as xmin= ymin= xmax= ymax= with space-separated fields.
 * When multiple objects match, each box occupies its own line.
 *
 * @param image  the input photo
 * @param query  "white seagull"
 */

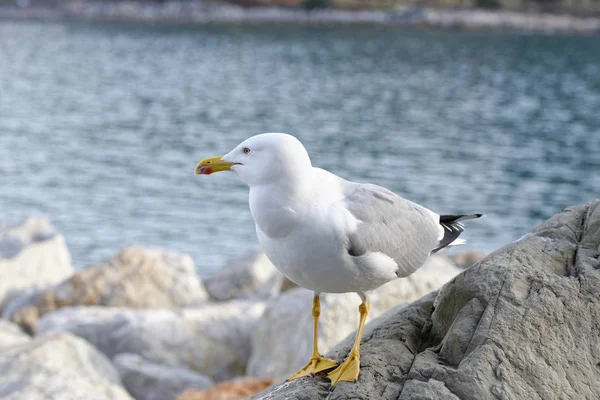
xmin=195 ymin=133 xmax=483 ymax=389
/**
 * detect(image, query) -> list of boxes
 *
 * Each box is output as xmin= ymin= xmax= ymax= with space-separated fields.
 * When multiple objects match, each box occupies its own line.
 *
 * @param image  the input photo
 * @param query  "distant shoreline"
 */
xmin=1 ymin=2 xmax=600 ymax=33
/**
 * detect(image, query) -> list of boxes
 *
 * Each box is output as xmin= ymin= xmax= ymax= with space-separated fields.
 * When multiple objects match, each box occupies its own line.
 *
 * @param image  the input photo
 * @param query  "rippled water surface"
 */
xmin=1 ymin=20 xmax=599 ymax=273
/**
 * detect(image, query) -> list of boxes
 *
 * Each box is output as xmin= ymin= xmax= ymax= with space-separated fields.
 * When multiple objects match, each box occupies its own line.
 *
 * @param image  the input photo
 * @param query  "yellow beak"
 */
xmin=194 ymin=156 xmax=238 ymax=175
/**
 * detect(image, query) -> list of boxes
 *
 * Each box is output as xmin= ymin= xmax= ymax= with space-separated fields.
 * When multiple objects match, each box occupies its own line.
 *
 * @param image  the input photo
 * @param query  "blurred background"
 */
xmin=1 ymin=1 xmax=599 ymax=274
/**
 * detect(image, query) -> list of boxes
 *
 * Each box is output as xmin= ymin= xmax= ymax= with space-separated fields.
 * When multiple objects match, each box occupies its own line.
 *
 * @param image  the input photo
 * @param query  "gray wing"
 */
xmin=342 ymin=183 xmax=441 ymax=277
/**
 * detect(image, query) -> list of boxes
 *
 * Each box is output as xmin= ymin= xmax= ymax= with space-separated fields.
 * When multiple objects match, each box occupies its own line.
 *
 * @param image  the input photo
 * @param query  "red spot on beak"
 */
xmin=198 ymin=166 xmax=213 ymax=175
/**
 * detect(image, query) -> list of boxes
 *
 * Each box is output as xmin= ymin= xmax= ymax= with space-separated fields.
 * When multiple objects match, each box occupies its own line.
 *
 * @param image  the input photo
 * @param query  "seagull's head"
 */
xmin=195 ymin=133 xmax=312 ymax=187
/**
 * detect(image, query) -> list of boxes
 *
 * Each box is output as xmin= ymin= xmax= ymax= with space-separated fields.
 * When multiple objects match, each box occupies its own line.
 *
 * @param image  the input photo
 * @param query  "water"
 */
xmin=1 ymin=20 xmax=599 ymax=274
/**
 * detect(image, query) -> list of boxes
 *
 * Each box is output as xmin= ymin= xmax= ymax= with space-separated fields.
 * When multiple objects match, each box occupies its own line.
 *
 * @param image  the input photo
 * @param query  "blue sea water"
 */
xmin=1 ymin=20 xmax=599 ymax=273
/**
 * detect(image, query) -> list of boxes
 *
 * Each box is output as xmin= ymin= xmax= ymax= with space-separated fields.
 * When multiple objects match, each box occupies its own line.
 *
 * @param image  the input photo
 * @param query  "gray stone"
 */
xmin=254 ymin=199 xmax=600 ymax=400
xmin=247 ymin=255 xmax=461 ymax=379
xmin=0 ymin=319 xmax=30 ymax=349
xmin=0 ymin=216 xmax=73 ymax=310
xmin=3 ymin=245 xmax=208 ymax=333
xmin=37 ymin=299 xmax=266 ymax=381
xmin=0 ymin=332 xmax=132 ymax=400
xmin=204 ymin=249 xmax=286 ymax=301
xmin=114 ymin=353 xmax=214 ymax=400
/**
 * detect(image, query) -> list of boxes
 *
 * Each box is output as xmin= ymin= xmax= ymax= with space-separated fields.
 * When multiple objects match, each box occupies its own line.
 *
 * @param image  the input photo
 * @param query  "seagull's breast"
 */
xmin=257 ymin=214 xmax=348 ymax=290
xmin=253 ymin=196 xmax=366 ymax=293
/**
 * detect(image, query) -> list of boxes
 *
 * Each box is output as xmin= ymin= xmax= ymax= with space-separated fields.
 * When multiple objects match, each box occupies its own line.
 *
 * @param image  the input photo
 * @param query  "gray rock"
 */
xmin=37 ymin=299 xmax=267 ymax=381
xmin=114 ymin=353 xmax=214 ymax=400
xmin=3 ymin=245 xmax=208 ymax=333
xmin=247 ymin=255 xmax=461 ymax=379
xmin=0 ymin=216 xmax=73 ymax=309
xmin=0 ymin=332 xmax=132 ymax=400
xmin=0 ymin=319 xmax=30 ymax=349
xmin=254 ymin=199 xmax=600 ymax=399
xmin=203 ymin=249 xmax=286 ymax=301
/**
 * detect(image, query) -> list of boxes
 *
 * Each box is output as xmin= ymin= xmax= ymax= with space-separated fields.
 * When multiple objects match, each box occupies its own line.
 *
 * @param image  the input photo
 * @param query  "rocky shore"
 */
xmin=3 ymin=199 xmax=599 ymax=399
xmin=1 ymin=0 xmax=600 ymax=32
xmin=0 ymin=215 xmax=484 ymax=400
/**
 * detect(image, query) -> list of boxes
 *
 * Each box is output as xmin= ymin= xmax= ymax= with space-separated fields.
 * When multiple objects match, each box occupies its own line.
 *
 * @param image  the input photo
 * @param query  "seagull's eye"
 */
xmin=243 ymin=147 xmax=251 ymax=155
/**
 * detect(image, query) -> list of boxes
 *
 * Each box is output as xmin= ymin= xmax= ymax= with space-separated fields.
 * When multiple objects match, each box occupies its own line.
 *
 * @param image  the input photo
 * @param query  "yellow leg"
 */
xmin=288 ymin=295 xmax=338 ymax=381
xmin=327 ymin=297 xmax=370 ymax=389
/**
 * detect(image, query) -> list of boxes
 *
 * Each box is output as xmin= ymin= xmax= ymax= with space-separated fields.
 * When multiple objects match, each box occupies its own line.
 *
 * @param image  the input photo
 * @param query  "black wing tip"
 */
xmin=434 ymin=213 xmax=484 ymax=254
xmin=440 ymin=213 xmax=486 ymax=223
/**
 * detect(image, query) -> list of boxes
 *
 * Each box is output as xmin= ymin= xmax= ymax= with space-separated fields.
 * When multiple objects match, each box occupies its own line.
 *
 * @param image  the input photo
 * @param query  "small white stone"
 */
xmin=0 ymin=217 xmax=73 ymax=310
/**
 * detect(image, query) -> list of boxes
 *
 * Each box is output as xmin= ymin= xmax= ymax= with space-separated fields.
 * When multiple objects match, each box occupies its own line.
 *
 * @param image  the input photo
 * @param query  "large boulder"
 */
xmin=0 ymin=319 xmax=30 ymax=349
xmin=0 ymin=216 xmax=73 ymax=310
xmin=247 ymin=255 xmax=461 ymax=379
xmin=114 ymin=353 xmax=214 ymax=400
xmin=254 ymin=199 xmax=600 ymax=399
xmin=37 ymin=300 xmax=266 ymax=381
xmin=0 ymin=332 xmax=132 ymax=400
xmin=203 ymin=250 xmax=287 ymax=301
xmin=3 ymin=245 xmax=208 ymax=333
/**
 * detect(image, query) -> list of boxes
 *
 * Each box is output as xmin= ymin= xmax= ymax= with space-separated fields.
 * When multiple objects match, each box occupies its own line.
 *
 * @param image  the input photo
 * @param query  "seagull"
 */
xmin=195 ymin=133 xmax=483 ymax=389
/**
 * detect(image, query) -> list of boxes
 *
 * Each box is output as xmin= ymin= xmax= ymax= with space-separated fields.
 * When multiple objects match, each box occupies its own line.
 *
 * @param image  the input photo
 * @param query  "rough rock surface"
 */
xmin=0 ymin=216 xmax=73 ymax=309
xmin=247 ymin=255 xmax=461 ymax=379
xmin=0 ymin=319 xmax=30 ymax=349
xmin=37 ymin=300 xmax=266 ymax=381
xmin=4 ymin=245 xmax=208 ymax=333
xmin=254 ymin=199 xmax=600 ymax=400
xmin=0 ymin=332 xmax=133 ymax=400
xmin=204 ymin=250 xmax=286 ymax=301
xmin=114 ymin=353 xmax=214 ymax=400
xmin=178 ymin=377 xmax=275 ymax=400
